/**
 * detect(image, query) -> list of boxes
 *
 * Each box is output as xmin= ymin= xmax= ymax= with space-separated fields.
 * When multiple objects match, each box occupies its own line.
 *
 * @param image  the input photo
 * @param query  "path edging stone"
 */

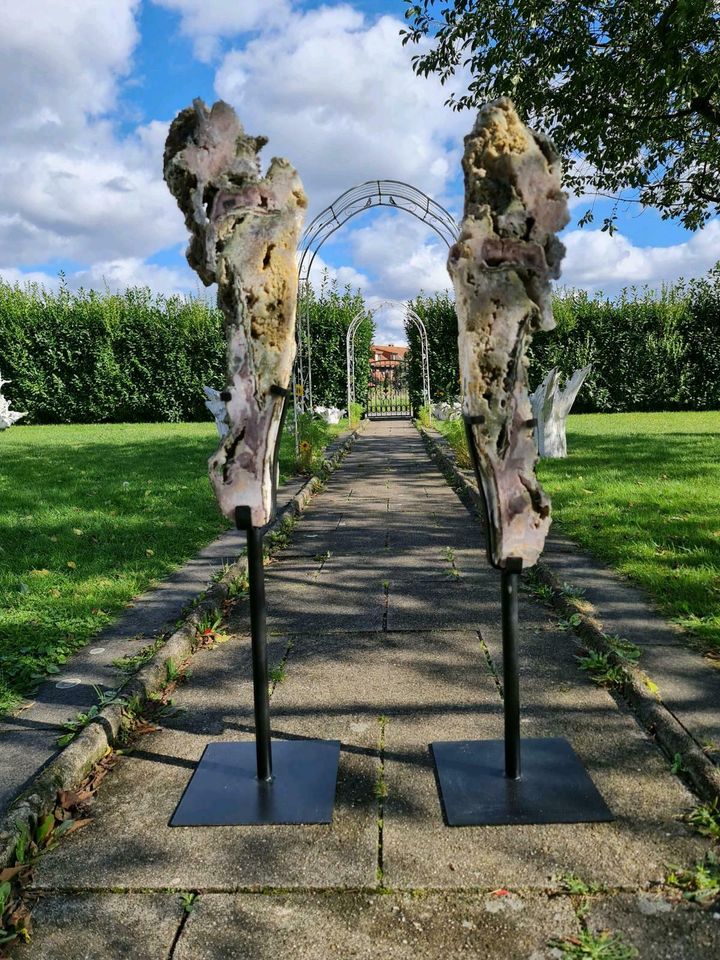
xmin=418 ymin=424 xmax=720 ymax=806
xmin=0 ymin=423 xmax=365 ymax=870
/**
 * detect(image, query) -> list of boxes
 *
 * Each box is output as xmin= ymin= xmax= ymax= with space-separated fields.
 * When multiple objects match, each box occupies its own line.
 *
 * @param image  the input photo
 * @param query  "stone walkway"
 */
xmin=16 ymin=421 xmax=720 ymax=959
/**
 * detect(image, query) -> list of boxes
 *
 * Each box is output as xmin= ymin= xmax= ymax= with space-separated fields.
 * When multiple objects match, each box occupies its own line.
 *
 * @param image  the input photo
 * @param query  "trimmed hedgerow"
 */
xmin=298 ymin=273 xmax=374 ymax=410
xmin=530 ymin=269 xmax=720 ymax=412
xmin=0 ymin=274 xmax=375 ymax=424
xmin=0 ymin=279 xmax=225 ymax=424
xmin=405 ymin=269 xmax=720 ymax=415
xmin=405 ymin=291 xmax=460 ymax=415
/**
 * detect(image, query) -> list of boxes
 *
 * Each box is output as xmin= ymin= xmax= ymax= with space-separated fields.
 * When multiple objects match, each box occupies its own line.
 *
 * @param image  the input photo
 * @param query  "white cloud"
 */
xmin=0 ymin=257 xmax=199 ymax=299
xmin=366 ymin=297 xmax=408 ymax=346
xmin=304 ymin=253 xmax=370 ymax=295
xmin=561 ymin=221 xmax=720 ymax=292
xmin=346 ymin=213 xmax=452 ymax=298
xmin=152 ymin=0 xmax=292 ymax=61
xmin=0 ymin=267 xmax=63 ymax=291
xmin=0 ymin=0 xmax=139 ymax=138
xmin=70 ymin=257 xmax=199 ymax=297
xmin=0 ymin=2 xmax=186 ymax=269
xmin=214 ymin=7 xmax=468 ymax=218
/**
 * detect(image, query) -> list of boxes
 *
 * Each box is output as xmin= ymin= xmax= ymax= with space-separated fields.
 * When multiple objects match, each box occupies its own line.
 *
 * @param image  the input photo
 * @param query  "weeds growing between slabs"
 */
xmin=434 ymin=411 xmax=720 ymax=656
xmin=0 ymin=417 xmax=345 ymax=713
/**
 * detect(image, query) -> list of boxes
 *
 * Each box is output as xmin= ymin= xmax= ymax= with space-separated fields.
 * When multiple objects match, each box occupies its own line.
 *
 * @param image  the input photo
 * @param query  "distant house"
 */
xmin=370 ymin=344 xmax=408 ymax=383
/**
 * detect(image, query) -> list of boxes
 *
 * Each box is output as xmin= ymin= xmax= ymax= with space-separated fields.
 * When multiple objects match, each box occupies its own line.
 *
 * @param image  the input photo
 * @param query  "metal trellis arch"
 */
xmin=294 ymin=180 xmax=459 ymax=415
xmin=346 ymin=302 xmax=431 ymax=419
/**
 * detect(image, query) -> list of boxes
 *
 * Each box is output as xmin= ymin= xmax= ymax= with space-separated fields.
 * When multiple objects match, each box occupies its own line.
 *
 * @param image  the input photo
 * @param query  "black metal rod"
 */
xmin=501 ymin=568 xmax=521 ymax=780
xmin=246 ymin=526 xmax=273 ymax=782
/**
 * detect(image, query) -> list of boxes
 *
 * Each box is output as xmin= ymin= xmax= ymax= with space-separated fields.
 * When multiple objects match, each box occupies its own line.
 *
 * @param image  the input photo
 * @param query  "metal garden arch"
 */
xmin=294 ymin=179 xmax=459 ymax=414
xmin=345 ymin=302 xmax=432 ymax=417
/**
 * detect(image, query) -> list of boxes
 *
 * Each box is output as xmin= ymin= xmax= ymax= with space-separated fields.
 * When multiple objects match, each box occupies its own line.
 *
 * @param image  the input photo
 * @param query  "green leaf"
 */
xmin=36 ymin=813 xmax=56 ymax=846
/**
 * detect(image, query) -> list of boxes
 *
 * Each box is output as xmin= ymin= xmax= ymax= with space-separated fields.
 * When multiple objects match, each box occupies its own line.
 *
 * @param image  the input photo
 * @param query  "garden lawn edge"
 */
xmin=418 ymin=424 xmax=720 ymax=807
xmin=0 ymin=422 xmax=365 ymax=870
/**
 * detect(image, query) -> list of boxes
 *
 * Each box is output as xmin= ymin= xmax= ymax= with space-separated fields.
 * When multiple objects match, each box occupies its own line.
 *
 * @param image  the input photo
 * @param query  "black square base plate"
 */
xmin=171 ymin=739 xmax=341 ymax=826
xmin=432 ymin=737 xmax=614 ymax=827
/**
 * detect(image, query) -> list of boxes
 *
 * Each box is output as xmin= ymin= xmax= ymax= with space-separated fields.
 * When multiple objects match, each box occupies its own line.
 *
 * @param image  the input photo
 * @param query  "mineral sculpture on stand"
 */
xmin=448 ymin=98 xmax=569 ymax=568
xmin=164 ymin=99 xmax=307 ymax=526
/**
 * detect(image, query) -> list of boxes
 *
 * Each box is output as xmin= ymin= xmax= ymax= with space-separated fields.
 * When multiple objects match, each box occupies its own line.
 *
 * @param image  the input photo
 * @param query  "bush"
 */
xmin=529 ymin=270 xmax=720 ymax=413
xmin=441 ymin=418 xmax=472 ymax=468
xmin=0 ymin=279 xmax=225 ymax=423
xmin=295 ymin=412 xmax=330 ymax=474
xmin=405 ymin=292 xmax=460 ymax=415
xmin=407 ymin=270 xmax=720 ymax=416
xmin=298 ymin=274 xmax=374 ymax=410
xmin=416 ymin=404 xmax=432 ymax=429
xmin=0 ymin=273 xmax=376 ymax=425
xmin=348 ymin=402 xmax=364 ymax=429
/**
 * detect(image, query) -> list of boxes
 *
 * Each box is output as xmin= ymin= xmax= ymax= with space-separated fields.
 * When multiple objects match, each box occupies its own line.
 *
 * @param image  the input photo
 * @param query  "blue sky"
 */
xmin=1 ymin=0 xmax=717 ymax=344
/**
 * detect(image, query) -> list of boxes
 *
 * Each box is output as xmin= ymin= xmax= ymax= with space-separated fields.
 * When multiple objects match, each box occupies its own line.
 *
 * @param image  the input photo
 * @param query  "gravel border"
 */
xmin=419 ymin=424 xmax=720 ymax=806
xmin=0 ymin=423 xmax=365 ymax=869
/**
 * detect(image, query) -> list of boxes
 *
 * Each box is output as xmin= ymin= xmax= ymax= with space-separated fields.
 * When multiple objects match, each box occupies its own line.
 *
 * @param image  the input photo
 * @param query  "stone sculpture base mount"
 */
xmin=432 ymin=738 xmax=614 ymax=827
xmin=170 ymin=740 xmax=341 ymax=826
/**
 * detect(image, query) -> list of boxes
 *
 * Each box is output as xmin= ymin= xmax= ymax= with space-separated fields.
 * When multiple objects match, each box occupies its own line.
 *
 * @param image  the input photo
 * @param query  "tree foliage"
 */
xmin=402 ymin=1 xmax=720 ymax=230
xmin=298 ymin=273 xmax=374 ymax=410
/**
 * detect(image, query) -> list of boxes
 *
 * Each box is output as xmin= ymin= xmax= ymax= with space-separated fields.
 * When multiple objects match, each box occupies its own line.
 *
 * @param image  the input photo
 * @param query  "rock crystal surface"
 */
xmin=448 ymin=98 xmax=569 ymax=568
xmin=164 ymin=99 xmax=307 ymax=526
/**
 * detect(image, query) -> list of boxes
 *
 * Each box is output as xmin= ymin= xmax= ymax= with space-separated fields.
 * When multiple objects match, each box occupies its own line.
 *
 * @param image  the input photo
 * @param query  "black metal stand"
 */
xmin=171 ymin=400 xmax=340 ymax=825
xmin=432 ymin=423 xmax=614 ymax=824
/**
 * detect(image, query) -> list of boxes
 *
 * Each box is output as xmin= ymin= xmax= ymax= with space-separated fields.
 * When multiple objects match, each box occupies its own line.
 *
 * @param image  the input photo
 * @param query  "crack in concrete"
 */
xmin=479 ymin=630 xmax=504 ymax=700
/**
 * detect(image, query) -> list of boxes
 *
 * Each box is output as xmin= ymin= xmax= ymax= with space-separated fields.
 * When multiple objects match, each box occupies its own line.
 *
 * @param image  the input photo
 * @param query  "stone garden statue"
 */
xmin=530 ymin=365 xmax=591 ymax=458
xmin=0 ymin=372 xmax=25 ymax=430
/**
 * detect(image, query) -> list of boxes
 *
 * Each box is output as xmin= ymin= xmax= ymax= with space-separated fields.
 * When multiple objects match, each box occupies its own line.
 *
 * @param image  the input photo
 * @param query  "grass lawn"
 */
xmin=436 ymin=411 xmax=720 ymax=657
xmin=0 ymin=419 xmax=345 ymax=713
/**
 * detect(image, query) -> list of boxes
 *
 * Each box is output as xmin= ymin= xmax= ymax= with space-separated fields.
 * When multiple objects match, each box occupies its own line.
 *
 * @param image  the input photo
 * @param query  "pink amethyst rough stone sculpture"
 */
xmin=164 ymin=99 xmax=307 ymax=526
xmin=448 ymin=98 xmax=569 ymax=568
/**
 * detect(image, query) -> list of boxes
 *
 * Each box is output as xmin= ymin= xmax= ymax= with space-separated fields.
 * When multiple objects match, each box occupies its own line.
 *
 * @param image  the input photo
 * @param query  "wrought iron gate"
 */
xmin=367 ymin=358 xmax=412 ymax=418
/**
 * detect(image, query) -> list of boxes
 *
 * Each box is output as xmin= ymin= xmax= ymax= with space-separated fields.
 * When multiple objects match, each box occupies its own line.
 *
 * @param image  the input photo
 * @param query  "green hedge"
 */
xmin=299 ymin=274 xmax=373 ymax=410
xmin=0 ymin=275 xmax=374 ymax=424
xmin=405 ymin=270 xmax=720 ymax=415
xmin=5 ymin=266 xmax=719 ymax=424
xmin=0 ymin=281 xmax=225 ymax=423
xmin=530 ymin=269 xmax=720 ymax=412
xmin=405 ymin=291 xmax=460 ymax=414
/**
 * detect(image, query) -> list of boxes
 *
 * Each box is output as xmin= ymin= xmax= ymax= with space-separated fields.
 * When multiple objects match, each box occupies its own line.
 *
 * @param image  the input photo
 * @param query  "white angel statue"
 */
xmin=0 ymin=372 xmax=26 ymax=430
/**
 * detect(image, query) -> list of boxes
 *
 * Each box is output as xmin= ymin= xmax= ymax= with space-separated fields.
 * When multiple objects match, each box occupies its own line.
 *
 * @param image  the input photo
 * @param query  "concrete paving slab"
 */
xmin=266 ymin=570 xmax=385 ymax=634
xmin=174 ymin=891 xmax=579 ymax=960
xmin=281 ymin=528 xmax=390 ymax=558
xmin=264 ymin=560 xmax=324 ymax=587
xmin=585 ymin=893 xmax=720 ymax=960
xmin=632 ymin=643 xmax=720 ymax=758
xmin=30 ymin=634 xmax=379 ymax=891
xmin=14 ymin=893 xmax=182 ymax=960
xmin=291 ymin=512 xmax=344 ymax=532
xmin=382 ymin=611 xmax=705 ymax=891
xmin=386 ymin=579 xmax=499 ymax=632
xmin=320 ymin=552 xmax=454 ymax=581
